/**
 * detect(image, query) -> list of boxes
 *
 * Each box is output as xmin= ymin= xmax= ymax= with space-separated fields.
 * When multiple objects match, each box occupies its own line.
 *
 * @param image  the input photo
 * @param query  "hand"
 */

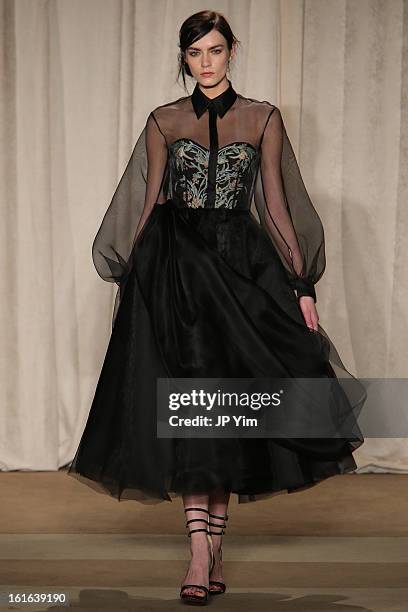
xmin=298 ymin=295 xmax=319 ymax=332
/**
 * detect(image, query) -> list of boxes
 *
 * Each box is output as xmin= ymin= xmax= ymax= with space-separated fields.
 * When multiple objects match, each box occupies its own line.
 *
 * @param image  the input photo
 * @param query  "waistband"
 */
xmin=154 ymin=198 xmax=251 ymax=214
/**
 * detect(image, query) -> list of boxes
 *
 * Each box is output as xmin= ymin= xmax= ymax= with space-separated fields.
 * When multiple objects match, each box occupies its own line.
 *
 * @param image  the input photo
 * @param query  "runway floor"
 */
xmin=0 ymin=469 xmax=407 ymax=611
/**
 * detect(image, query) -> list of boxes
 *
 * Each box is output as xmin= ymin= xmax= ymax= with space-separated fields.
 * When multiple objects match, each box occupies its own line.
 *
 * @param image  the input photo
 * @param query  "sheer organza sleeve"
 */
xmin=92 ymin=110 xmax=169 ymax=286
xmin=253 ymin=106 xmax=326 ymax=303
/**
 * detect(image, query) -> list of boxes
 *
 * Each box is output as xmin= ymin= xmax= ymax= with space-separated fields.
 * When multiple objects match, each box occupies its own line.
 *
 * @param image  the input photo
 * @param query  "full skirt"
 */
xmin=68 ymin=199 xmax=365 ymax=504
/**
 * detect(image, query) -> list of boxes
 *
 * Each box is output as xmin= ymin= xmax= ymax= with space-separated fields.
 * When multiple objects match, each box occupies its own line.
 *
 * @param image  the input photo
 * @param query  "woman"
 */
xmin=68 ymin=9 xmax=365 ymax=605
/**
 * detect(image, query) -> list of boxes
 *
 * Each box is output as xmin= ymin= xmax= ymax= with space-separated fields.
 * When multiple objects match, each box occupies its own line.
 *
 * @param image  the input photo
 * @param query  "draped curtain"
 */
xmin=1 ymin=0 xmax=407 ymax=472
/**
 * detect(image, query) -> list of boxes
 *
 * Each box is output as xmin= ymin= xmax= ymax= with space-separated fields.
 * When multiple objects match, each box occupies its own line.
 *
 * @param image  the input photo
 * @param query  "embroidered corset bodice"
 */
xmin=169 ymin=138 xmax=259 ymax=210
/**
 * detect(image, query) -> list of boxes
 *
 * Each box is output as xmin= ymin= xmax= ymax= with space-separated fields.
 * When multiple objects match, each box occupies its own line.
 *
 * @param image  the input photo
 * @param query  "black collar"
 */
xmin=191 ymin=79 xmax=237 ymax=119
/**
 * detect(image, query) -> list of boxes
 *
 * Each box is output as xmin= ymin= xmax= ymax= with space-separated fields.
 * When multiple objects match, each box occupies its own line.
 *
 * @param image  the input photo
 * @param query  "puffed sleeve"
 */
xmin=253 ymin=106 xmax=326 ymax=303
xmin=92 ymin=110 xmax=169 ymax=286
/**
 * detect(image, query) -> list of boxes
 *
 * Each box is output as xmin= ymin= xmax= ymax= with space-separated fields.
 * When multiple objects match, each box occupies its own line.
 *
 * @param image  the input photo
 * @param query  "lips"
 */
xmin=201 ymin=72 xmax=214 ymax=76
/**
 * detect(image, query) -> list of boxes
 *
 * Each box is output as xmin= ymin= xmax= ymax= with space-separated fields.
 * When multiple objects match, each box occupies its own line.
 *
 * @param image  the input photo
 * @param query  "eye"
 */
xmin=188 ymin=49 xmax=223 ymax=57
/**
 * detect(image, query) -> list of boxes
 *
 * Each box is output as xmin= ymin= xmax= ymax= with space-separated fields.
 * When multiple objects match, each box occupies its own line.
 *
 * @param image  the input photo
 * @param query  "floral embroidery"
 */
xmin=170 ymin=139 xmax=258 ymax=209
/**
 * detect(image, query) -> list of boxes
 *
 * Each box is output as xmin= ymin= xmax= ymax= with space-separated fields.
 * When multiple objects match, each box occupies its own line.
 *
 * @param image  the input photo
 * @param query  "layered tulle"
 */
xmin=68 ymin=199 xmax=365 ymax=504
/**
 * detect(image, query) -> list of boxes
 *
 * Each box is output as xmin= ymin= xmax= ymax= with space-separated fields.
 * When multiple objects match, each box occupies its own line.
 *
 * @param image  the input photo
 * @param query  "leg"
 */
xmin=180 ymin=493 xmax=213 ymax=601
xmin=208 ymin=486 xmax=230 ymax=594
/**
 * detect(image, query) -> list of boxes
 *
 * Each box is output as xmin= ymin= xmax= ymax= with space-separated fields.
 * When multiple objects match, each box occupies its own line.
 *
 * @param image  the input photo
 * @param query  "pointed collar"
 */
xmin=191 ymin=79 xmax=237 ymax=119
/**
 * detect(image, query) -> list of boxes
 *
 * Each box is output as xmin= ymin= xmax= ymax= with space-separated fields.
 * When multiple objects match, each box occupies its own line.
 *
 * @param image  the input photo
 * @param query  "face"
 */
xmin=184 ymin=29 xmax=235 ymax=87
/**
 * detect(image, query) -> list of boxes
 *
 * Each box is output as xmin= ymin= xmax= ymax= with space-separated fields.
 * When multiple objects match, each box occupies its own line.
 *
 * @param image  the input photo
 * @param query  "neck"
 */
xmin=197 ymin=76 xmax=230 ymax=99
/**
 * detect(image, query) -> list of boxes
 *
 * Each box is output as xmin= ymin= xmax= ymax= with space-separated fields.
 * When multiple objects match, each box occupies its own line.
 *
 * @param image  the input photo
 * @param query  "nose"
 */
xmin=201 ymin=53 xmax=211 ymax=68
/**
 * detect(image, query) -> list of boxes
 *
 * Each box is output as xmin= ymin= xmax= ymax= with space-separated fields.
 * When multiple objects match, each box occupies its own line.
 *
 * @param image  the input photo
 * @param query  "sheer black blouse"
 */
xmin=92 ymin=79 xmax=325 ymax=303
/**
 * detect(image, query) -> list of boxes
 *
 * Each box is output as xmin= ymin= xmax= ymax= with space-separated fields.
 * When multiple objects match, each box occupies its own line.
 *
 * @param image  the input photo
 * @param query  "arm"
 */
xmin=92 ymin=110 xmax=169 ymax=285
xmin=132 ymin=111 xmax=168 ymax=245
xmin=254 ymin=106 xmax=326 ymax=303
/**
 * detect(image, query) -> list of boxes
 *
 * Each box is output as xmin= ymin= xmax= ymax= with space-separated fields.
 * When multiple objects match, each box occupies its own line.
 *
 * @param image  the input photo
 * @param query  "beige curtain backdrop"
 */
xmin=1 ymin=0 xmax=407 ymax=474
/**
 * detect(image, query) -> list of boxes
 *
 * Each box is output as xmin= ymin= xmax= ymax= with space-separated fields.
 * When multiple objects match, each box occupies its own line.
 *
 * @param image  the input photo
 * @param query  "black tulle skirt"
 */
xmin=68 ymin=199 xmax=365 ymax=504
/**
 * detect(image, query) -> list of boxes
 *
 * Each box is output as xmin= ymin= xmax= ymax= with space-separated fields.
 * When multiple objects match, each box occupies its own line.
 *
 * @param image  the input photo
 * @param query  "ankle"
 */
xmin=190 ymin=538 xmax=210 ymax=554
xmin=210 ymin=536 xmax=222 ymax=550
xmin=208 ymin=510 xmax=228 ymax=548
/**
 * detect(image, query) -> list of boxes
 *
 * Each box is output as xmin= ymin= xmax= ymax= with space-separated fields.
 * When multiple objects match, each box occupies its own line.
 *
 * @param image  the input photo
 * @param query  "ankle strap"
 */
xmin=209 ymin=512 xmax=228 ymax=520
xmin=184 ymin=507 xmax=209 ymax=514
xmin=184 ymin=507 xmax=210 ymax=537
xmin=187 ymin=527 xmax=209 ymax=536
xmin=186 ymin=519 xmax=209 ymax=537
xmin=208 ymin=512 xmax=228 ymax=536
xmin=209 ymin=525 xmax=226 ymax=535
xmin=186 ymin=518 xmax=209 ymax=526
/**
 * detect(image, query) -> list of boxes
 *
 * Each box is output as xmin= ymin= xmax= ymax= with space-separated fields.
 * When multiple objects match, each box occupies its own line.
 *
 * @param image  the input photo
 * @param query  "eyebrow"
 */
xmin=187 ymin=44 xmax=224 ymax=51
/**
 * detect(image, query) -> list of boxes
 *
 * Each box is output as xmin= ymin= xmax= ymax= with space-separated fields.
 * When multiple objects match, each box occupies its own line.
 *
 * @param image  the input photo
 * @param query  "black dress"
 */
xmin=68 ymin=79 xmax=365 ymax=504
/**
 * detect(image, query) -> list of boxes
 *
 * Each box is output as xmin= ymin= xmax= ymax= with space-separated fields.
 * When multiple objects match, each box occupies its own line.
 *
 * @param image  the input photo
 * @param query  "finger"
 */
xmin=307 ymin=313 xmax=317 ymax=332
xmin=304 ymin=313 xmax=313 ymax=331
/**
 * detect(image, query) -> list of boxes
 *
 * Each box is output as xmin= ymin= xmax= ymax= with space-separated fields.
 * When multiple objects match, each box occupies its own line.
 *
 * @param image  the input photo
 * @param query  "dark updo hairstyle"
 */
xmin=177 ymin=10 xmax=240 ymax=91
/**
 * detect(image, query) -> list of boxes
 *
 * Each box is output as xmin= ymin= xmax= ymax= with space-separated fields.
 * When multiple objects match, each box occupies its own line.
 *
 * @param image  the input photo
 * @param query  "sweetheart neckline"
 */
xmin=169 ymin=137 xmax=258 ymax=155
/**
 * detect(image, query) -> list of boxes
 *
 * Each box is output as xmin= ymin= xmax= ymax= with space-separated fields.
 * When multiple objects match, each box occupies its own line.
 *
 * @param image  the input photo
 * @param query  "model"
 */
xmin=68 ymin=9 xmax=366 ymax=605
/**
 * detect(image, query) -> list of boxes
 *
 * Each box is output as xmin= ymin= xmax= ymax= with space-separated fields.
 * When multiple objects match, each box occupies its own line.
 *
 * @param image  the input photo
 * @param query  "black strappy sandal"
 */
xmin=179 ymin=507 xmax=215 ymax=605
xmin=208 ymin=511 xmax=228 ymax=595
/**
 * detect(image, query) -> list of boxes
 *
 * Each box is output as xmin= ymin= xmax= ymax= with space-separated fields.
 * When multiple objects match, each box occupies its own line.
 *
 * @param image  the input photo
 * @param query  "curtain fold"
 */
xmin=0 ymin=0 xmax=406 ymax=472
